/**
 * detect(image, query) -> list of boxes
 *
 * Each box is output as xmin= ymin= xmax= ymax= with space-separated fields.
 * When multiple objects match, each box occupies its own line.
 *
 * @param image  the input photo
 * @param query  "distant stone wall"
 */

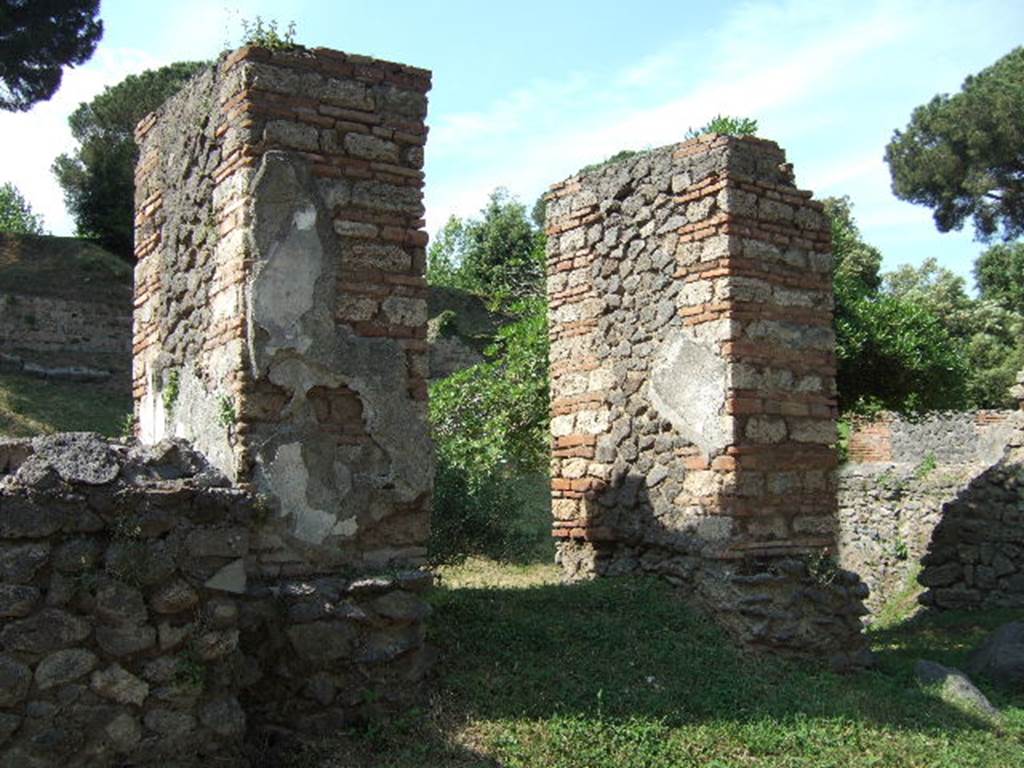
xmin=846 ymin=410 xmax=1017 ymax=465
xmin=838 ymin=410 xmax=1024 ymax=613
xmin=545 ymin=136 xmax=868 ymax=666
xmin=0 ymin=434 xmax=431 ymax=766
xmin=0 ymin=289 xmax=130 ymax=384
xmin=132 ymin=45 xmax=433 ymax=570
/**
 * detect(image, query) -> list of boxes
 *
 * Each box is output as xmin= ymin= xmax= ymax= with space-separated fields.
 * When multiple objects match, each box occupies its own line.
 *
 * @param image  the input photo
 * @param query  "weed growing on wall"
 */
xmin=685 ymin=114 xmax=759 ymax=139
xmin=217 ymin=394 xmax=236 ymax=428
xmin=162 ymin=368 xmax=180 ymax=412
xmin=240 ymin=17 xmax=298 ymax=50
xmin=914 ymin=453 xmax=938 ymax=479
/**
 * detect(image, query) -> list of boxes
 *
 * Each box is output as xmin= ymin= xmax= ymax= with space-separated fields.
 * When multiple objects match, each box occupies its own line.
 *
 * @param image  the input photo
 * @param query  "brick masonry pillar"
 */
xmin=133 ymin=46 xmax=432 ymax=570
xmin=546 ymin=136 xmax=869 ymax=665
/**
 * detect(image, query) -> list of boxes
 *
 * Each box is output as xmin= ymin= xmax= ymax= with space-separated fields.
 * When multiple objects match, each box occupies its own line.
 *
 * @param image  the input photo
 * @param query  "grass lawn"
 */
xmin=0 ymin=372 xmax=130 ymax=438
xmin=287 ymin=558 xmax=1023 ymax=768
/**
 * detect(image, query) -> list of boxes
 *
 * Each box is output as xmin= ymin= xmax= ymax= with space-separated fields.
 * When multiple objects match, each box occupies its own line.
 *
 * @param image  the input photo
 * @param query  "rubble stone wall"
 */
xmin=838 ymin=410 xmax=1024 ymax=613
xmin=545 ymin=136 xmax=868 ymax=665
xmin=132 ymin=45 xmax=433 ymax=572
xmin=0 ymin=435 xmax=432 ymax=766
xmin=0 ymin=291 xmax=130 ymax=385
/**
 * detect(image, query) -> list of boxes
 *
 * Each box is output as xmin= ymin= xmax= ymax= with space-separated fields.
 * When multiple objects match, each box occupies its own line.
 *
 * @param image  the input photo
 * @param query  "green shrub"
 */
xmin=428 ymin=298 xmax=550 ymax=565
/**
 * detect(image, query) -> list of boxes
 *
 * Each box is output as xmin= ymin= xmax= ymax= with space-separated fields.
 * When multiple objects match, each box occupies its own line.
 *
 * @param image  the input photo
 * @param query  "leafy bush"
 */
xmin=428 ymin=298 xmax=550 ymax=565
xmin=427 ymin=189 xmax=545 ymax=311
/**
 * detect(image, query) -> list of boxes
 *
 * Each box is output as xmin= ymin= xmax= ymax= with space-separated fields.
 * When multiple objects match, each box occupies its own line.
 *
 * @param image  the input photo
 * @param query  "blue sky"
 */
xmin=1 ymin=0 xmax=1021 ymax=284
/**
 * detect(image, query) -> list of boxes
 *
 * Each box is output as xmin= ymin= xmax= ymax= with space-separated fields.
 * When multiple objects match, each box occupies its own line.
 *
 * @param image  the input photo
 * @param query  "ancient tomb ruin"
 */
xmin=546 ymin=136 xmax=869 ymax=665
xmin=0 ymin=46 xmax=434 ymax=766
xmin=133 ymin=45 xmax=433 ymax=567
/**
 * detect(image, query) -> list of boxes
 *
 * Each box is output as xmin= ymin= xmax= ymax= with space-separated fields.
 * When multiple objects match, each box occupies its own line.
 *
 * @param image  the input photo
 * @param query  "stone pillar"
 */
xmin=546 ymin=135 xmax=868 ymax=665
xmin=133 ymin=46 xmax=432 ymax=569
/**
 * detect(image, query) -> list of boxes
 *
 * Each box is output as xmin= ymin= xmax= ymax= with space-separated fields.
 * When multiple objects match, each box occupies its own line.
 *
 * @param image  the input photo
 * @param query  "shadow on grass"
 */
xmin=297 ymin=574 xmax=1023 ymax=768
xmin=869 ymin=605 xmax=1024 ymax=711
xmin=428 ymin=576 xmax=1004 ymax=730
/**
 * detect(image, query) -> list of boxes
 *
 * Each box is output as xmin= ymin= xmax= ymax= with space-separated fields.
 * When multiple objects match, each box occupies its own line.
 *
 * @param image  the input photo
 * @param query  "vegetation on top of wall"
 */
xmin=577 ymin=148 xmax=646 ymax=176
xmin=685 ymin=114 xmax=759 ymax=139
xmin=239 ymin=17 xmax=300 ymax=50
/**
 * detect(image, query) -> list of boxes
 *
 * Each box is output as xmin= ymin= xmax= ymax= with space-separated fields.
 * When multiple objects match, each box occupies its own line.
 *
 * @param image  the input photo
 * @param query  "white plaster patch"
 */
xmin=649 ymin=330 xmax=730 ymax=457
xmin=264 ymin=442 xmax=357 ymax=544
xmin=210 ymin=286 xmax=238 ymax=322
xmin=169 ymin=361 xmax=237 ymax=479
xmin=293 ymin=204 xmax=317 ymax=230
xmin=137 ymin=363 xmax=166 ymax=446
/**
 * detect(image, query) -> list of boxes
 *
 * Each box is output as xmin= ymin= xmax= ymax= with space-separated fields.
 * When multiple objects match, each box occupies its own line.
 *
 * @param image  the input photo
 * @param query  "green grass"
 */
xmin=0 ymin=233 xmax=131 ymax=303
xmin=0 ymin=371 xmax=130 ymax=438
xmin=286 ymin=559 xmax=1023 ymax=768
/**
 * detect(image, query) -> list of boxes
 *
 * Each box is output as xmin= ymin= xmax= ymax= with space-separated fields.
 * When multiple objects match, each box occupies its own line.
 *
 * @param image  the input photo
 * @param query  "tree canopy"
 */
xmin=425 ymin=188 xmax=550 ymax=563
xmin=974 ymin=241 xmax=1024 ymax=317
xmin=825 ymin=196 xmax=970 ymax=413
xmin=427 ymin=188 xmax=545 ymax=310
xmin=0 ymin=181 xmax=45 ymax=234
xmin=0 ymin=0 xmax=102 ymax=111
xmin=885 ymin=46 xmax=1024 ymax=241
xmin=52 ymin=60 xmax=207 ymax=260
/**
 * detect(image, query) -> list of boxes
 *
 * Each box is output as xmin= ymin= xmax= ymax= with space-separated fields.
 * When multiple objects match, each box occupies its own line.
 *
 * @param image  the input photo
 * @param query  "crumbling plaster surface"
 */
xmin=247 ymin=152 xmax=432 ymax=551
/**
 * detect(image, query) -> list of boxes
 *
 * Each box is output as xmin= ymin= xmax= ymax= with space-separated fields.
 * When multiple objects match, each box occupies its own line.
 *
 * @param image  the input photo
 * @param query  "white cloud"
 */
xmin=0 ymin=47 xmax=163 ymax=235
xmin=423 ymin=0 xmax=911 ymax=235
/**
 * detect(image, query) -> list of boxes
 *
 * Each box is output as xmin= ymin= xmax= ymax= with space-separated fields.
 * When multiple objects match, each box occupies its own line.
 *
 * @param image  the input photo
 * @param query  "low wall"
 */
xmin=838 ymin=410 xmax=1024 ymax=613
xmin=0 ymin=234 xmax=132 ymax=385
xmin=0 ymin=434 xmax=431 ymax=766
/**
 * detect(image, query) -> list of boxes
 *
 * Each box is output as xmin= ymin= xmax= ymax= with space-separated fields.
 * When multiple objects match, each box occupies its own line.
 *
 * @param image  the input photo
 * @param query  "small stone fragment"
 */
xmin=199 ymin=696 xmax=246 ymax=737
xmin=96 ymin=624 xmax=156 ymax=657
xmin=105 ymin=712 xmax=142 ymax=753
xmin=915 ymin=659 xmax=1001 ymax=721
xmin=204 ymin=559 xmax=246 ymax=594
xmin=144 ymin=708 xmax=196 ymax=739
xmin=0 ymin=584 xmax=40 ymax=617
xmin=149 ymin=580 xmax=199 ymax=614
xmin=34 ymin=649 xmax=98 ymax=689
xmin=91 ymin=663 xmax=150 ymax=706
xmin=0 ymin=655 xmax=31 ymax=706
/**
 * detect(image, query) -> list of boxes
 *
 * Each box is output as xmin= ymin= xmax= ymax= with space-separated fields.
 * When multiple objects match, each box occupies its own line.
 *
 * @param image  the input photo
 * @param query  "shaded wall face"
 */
xmin=133 ymin=47 xmax=433 ymax=570
xmin=546 ymin=136 xmax=838 ymax=572
xmin=839 ymin=410 xmax=1024 ymax=613
xmin=0 ymin=435 xmax=433 ymax=766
